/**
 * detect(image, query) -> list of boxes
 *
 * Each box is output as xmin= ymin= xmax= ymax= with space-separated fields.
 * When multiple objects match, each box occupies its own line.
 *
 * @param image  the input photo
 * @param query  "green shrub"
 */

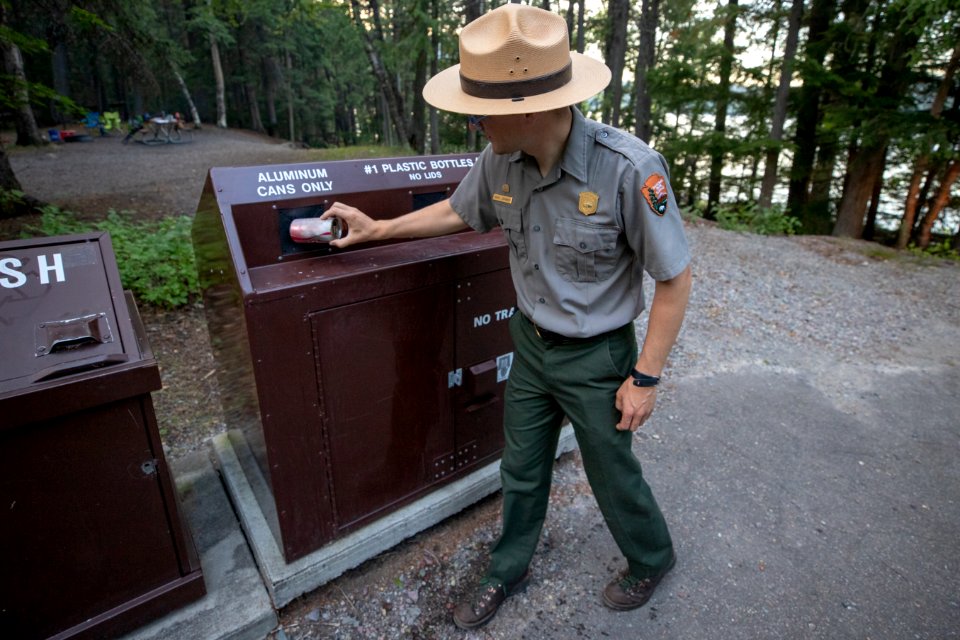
xmin=715 ymin=202 xmax=801 ymax=236
xmin=26 ymin=207 xmax=199 ymax=309
xmin=908 ymin=239 xmax=960 ymax=261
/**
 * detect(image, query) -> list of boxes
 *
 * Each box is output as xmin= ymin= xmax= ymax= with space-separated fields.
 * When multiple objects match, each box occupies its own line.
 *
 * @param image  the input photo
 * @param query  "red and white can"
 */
xmin=288 ymin=216 xmax=344 ymax=243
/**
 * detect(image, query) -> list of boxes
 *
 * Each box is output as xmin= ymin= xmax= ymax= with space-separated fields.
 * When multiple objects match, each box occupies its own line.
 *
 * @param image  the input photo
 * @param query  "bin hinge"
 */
xmin=140 ymin=459 xmax=158 ymax=476
xmin=431 ymin=441 xmax=479 ymax=480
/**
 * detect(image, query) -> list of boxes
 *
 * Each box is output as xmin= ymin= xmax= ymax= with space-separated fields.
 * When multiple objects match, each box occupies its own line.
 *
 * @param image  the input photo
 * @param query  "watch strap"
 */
xmin=630 ymin=368 xmax=660 ymax=387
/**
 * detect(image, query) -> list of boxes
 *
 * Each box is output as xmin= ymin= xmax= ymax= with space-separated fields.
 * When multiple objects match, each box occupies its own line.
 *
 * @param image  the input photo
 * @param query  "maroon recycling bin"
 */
xmin=193 ymin=154 xmax=515 ymax=562
xmin=0 ymin=233 xmax=204 ymax=640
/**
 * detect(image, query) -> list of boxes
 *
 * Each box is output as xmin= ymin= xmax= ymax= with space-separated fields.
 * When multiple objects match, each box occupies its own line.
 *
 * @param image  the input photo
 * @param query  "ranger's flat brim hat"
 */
xmin=423 ymin=3 xmax=611 ymax=116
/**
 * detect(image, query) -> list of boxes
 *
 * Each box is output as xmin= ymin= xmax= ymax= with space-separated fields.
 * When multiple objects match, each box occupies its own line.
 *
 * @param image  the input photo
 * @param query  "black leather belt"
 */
xmin=521 ymin=312 xmax=621 ymax=346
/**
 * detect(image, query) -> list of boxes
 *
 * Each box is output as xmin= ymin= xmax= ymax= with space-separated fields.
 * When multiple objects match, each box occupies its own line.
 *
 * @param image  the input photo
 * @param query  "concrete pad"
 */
xmin=213 ymin=426 xmax=578 ymax=608
xmin=119 ymin=451 xmax=277 ymax=640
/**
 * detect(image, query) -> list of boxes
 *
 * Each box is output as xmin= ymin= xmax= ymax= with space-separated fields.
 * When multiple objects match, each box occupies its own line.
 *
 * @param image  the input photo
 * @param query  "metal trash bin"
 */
xmin=0 ymin=233 xmax=204 ymax=640
xmin=194 ymin=154 xmax=516 ymax=562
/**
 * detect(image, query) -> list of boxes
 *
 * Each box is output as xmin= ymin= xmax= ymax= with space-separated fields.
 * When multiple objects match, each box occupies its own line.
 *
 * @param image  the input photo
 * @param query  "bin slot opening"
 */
xmin=413 ymin=191 xmax=447 ymax=211
xmin=36 ymin=313 xmax=113 ymax=357
xmin=30 ymin=353 xmax=130 ymax=383
xmin=279 ymin=205 xmax=334 ymax=258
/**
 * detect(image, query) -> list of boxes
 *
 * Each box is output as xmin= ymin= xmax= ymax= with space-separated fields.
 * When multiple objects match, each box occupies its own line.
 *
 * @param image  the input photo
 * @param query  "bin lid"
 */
xmin=0 ymin=233 xmax=138 ymax=394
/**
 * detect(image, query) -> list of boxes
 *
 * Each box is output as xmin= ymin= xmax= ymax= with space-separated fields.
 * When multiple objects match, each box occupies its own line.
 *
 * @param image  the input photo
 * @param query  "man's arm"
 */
xmin=322 ymin=198 xmax=469 ymax=249
xmin=615 ymin=264 xmax=692 ymax=432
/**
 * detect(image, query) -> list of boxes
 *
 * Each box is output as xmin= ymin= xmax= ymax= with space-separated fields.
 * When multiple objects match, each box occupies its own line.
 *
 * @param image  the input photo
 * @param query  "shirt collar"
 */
xmin=508 ymin=107 xmax=590 ymax=183
xmin=558 ymin=107 xmax=590 ymax=183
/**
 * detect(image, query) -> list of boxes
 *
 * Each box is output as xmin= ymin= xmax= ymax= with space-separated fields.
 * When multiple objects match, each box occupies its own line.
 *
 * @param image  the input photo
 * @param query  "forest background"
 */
xmin=0 ymin=0 xmax=958 ymax=251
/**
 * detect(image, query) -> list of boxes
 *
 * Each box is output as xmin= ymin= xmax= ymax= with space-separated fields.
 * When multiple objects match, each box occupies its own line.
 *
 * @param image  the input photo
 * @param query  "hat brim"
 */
xmin=423 ymin=52 xmax=611 ymax=116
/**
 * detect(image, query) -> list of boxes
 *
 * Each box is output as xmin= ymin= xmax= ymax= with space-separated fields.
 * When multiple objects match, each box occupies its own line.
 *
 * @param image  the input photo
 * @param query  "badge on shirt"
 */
xmin=493 ymin=193 xmax=513 ymax=204
xmin=578 ymin=191 xmax=599 ymax=216
xmin=642 ymin=173 xmax=669 ymax=216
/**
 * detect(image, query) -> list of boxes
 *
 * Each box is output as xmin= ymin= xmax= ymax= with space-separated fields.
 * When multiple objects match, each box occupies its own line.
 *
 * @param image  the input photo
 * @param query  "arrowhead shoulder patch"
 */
xmin=642 ymin=173 xmax=669 ymax=216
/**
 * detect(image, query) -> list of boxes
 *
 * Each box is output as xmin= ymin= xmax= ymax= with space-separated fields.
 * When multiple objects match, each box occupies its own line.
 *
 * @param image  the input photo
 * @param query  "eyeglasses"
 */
xmin=468 ymin=115 xmax=488 ymax=130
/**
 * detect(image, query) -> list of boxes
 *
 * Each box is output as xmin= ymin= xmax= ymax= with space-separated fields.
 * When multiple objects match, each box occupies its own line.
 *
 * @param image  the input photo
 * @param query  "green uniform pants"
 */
xmin=488 ymin=313 xmax=674 ymax=585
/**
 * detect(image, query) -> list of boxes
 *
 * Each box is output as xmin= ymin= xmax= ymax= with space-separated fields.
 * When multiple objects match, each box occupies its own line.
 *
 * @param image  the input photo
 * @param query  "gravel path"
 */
xmin=5 ymin=127 xmax=309 ymax=224
xmin=670 ymin=226 xmax=959 ymax=409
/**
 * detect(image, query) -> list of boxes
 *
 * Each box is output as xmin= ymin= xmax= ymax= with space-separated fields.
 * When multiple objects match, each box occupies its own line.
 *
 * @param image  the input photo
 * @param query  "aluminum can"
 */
xmin=288 ymin=216 xmax=344 ymax=243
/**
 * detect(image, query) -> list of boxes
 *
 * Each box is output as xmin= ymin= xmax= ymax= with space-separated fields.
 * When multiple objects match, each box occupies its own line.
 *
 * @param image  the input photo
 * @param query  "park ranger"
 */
xmin=323 ymin=2 xmax=692 ymax=630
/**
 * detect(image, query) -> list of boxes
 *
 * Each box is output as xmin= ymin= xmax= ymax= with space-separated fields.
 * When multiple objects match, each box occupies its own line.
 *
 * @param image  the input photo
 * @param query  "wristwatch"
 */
xmin=630 ymin=368 xmax=660 ymax=387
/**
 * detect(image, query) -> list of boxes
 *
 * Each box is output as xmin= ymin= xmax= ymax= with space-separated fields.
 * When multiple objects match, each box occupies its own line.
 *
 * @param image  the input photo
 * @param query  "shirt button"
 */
xmin=600 ymin=131 xmax=609 ymax=138
xmin=538 ymin=297 xmax=545 ymax=304
xmin=533 ymin=225 xmax=541 ymax=232
xmin=534 ymin=263 xmax=540 ymax=270
xmin=579 ymin=242 xmax=587 ymax=249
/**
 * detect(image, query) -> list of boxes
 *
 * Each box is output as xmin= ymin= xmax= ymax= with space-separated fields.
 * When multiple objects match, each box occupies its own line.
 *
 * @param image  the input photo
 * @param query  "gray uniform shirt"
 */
xmin=450 ymin=107 xmax=690 ymax=338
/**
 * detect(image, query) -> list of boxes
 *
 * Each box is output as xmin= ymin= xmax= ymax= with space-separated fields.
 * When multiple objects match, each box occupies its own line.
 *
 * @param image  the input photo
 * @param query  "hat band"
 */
xmin=459 ymin=61 xmax=572 ymax=100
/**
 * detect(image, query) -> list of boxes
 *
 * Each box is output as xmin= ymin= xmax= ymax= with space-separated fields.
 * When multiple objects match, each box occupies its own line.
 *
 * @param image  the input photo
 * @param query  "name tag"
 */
xmin=492 ymin=193 xmax=513 ymax=205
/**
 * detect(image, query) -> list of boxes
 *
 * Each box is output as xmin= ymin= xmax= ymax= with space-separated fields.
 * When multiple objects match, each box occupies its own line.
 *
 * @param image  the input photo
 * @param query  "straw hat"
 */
xmin=423 ymin=3 xmax=611 ymax=115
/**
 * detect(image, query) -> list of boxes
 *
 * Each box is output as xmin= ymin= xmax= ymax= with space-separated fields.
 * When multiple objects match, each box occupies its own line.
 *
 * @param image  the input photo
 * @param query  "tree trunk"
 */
xmin=407 ymin=0 xmax=431 ymax=153
xmin=286 ymin=51 xmax=295 ymax=142
xmin=896 ymin=41 xmax=959 ymax=249
xmin=632 ymin=0 xmax=659 ymax=142
xmin=576 ymin=0 xmax=585 ymax=54
xmin=565 ymin=0 xmax=585 ymax=53
xmin=409 ymin=43 xmax=428 ymax=152
xmin=2 ymin=44 xmax=43 ymax=146
xmin=603 ymin=0 xmax=630 ymax=127
xmin=0 ymin=144 xmax=22 ymax=193
xmin=210 ymin=32 xmax=227 ymax=128
xmin=833 ymin=4 xmax=923 ymax=238
xmin=832 ymin=147 xmax=875 ymax=237
xmin=464 ymin=0 xmax=483 ymax=150
xmin=0 ymin=144 xmax=45 ymax=219
xmin=803 ymin=138 xmax=838 ymax=234
xmin=758 ymin=0 xmax=804 ymax=209
xmin=172 ymin=65 xmax=202 ymax=129
xmin=351 ymin=0 xmax=410 ymax=147
xmin=246 ymin=81 xmax=265 ymax=134
xmin=1 ymin=0 xmax=43 ymax=147
xmin=785 ymin=0 xmax=835 ymax=221
xmin=50 ymin=41 xmax=70 ymax=124
xmin=429 ymin=0 xmax=440 ymax=154
xmin=706 ymin=0 xmax=738 ymax=219
xmin=862 ymin=147 xmax=887 ymax=241
xmin=916 ymin=159 xmax=960 ymax=249
xmin=262 ymin=54 xmax=280 ymax=138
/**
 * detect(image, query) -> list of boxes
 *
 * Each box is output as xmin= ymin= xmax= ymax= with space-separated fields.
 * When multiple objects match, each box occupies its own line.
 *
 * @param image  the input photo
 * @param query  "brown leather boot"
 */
xmin=452 ymin=570 xmax=530 ymax=629
xmin=602 ymin=552 xmax=676 ymax=611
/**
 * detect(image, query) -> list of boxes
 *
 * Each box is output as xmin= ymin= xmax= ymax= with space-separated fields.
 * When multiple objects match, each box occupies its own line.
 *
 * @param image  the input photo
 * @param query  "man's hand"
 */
xmin=615 ymin=380 xmax=657 ymax=431
xmin=322 ymin=202 xmax=382 ymax=249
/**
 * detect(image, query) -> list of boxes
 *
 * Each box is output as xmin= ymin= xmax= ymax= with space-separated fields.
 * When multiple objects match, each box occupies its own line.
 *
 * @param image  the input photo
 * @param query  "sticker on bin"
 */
xmin=497 ymin=352 xmax=513 ymax=383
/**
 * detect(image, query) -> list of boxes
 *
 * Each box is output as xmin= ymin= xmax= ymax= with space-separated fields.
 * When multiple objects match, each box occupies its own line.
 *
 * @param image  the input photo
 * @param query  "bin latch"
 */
xmin=35 ymin=313 xmax=113 ymax=357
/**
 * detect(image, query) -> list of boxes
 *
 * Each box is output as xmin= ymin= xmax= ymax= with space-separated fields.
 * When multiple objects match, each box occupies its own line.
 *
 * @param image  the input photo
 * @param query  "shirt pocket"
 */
xmin=553 ymin=218 xmax=622 ymax=282
xmin=496 ymin=204 xmax=527 ymax=261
